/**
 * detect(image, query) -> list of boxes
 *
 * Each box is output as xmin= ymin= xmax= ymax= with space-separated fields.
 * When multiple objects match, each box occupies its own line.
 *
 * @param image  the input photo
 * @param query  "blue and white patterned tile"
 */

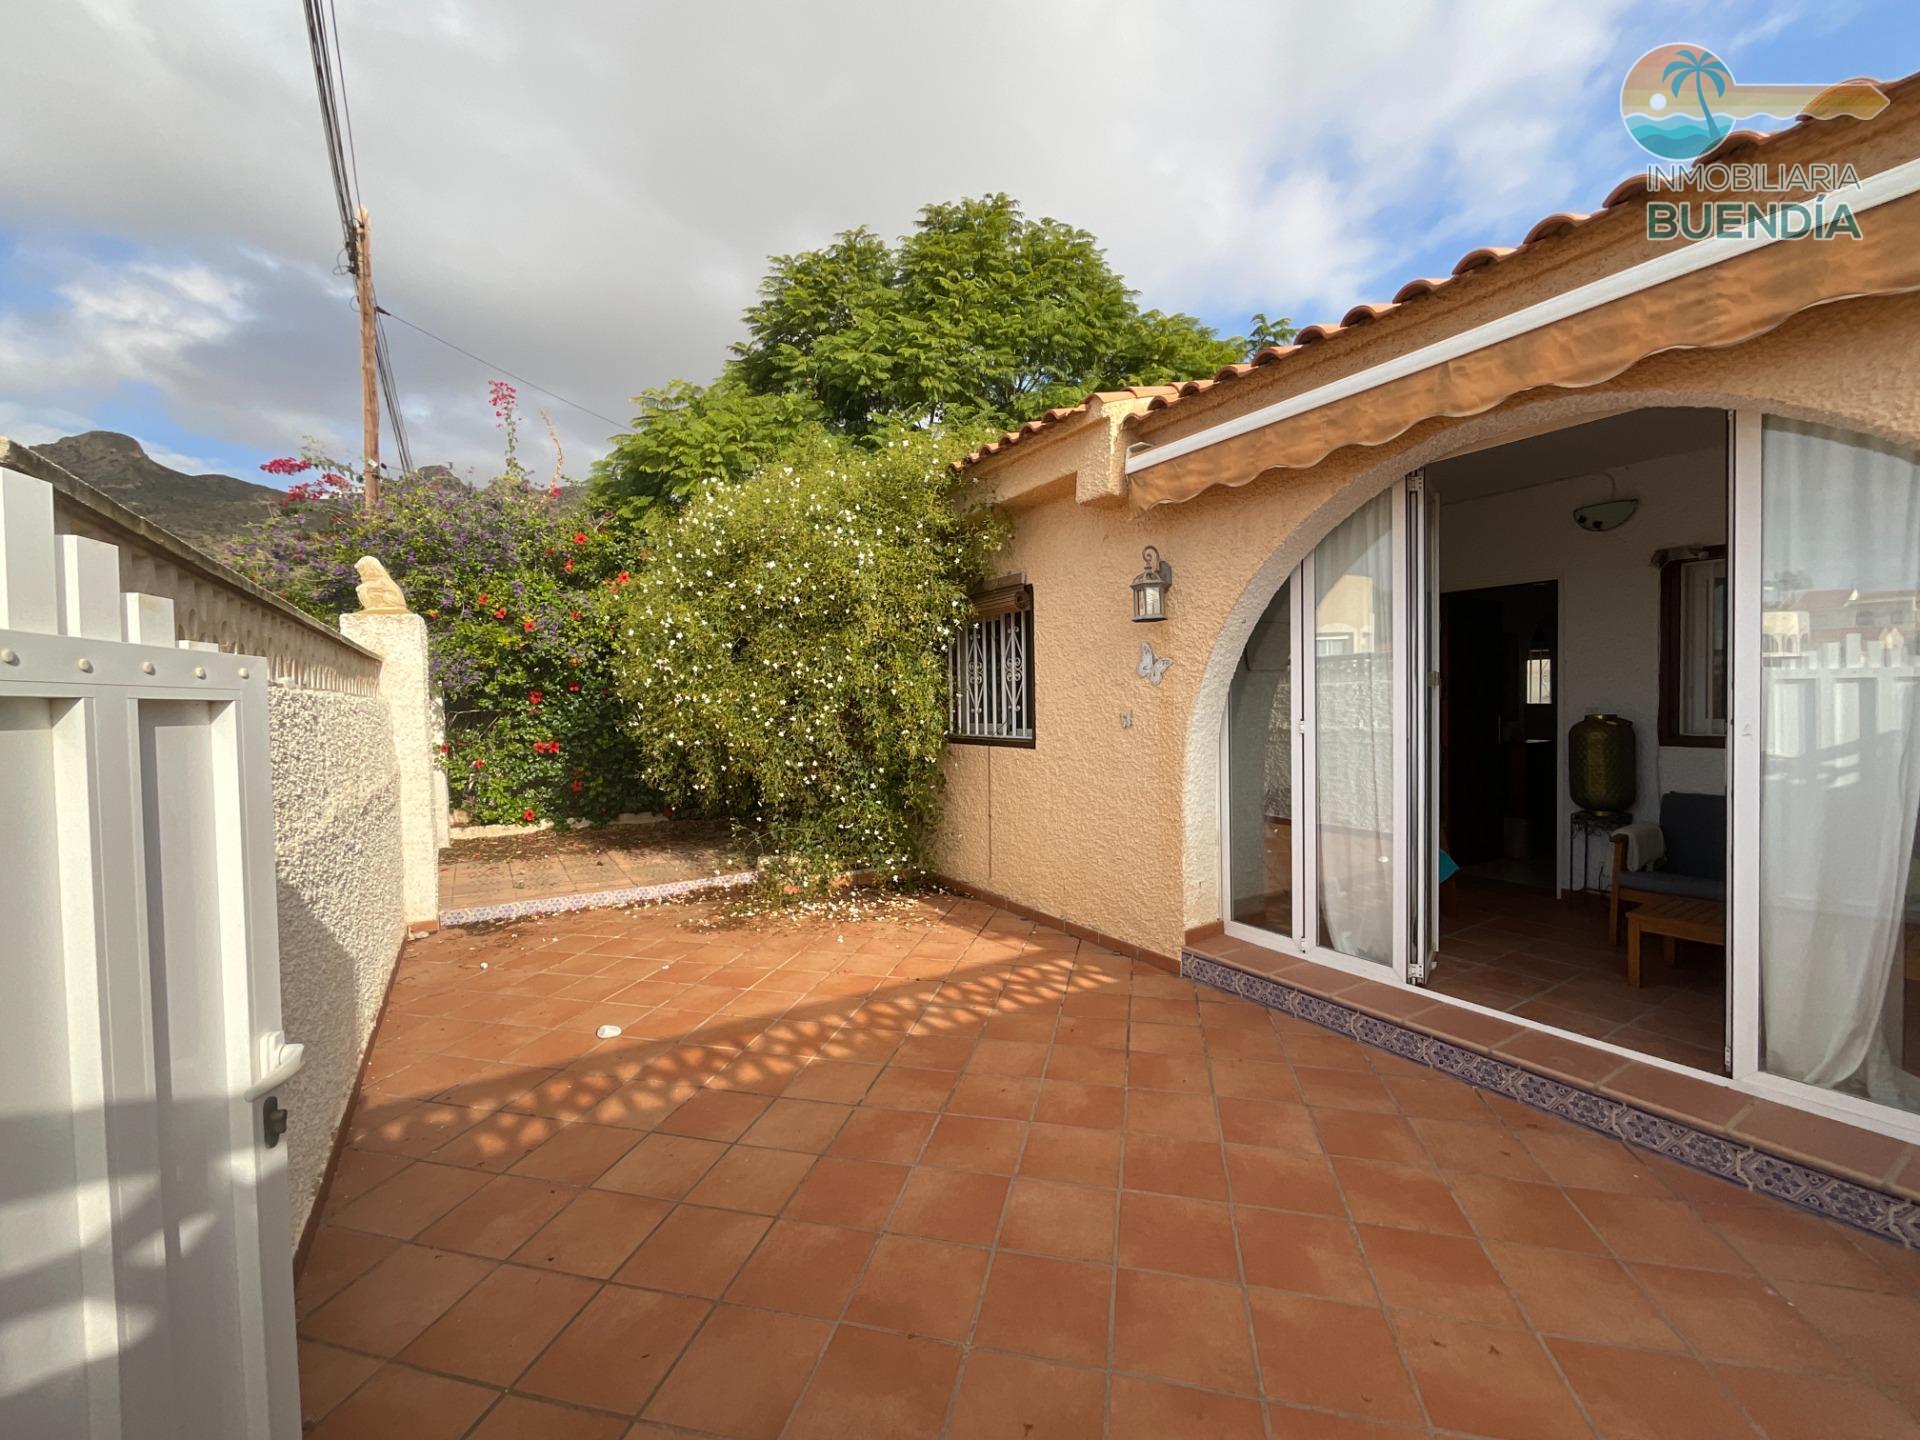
xmin=1181 ymin=946 xmax=1916 ymax=1249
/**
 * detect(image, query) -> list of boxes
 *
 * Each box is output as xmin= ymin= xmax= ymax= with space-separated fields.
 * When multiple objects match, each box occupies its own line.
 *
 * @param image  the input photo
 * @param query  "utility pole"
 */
xmin=354 ymin=205 xmax=381 ymax=509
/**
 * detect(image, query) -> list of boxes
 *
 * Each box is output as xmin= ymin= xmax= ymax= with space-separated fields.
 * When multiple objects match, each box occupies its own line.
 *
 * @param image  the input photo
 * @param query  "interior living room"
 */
xmin=1423 ymin=407 xmax=1731 ymax=1074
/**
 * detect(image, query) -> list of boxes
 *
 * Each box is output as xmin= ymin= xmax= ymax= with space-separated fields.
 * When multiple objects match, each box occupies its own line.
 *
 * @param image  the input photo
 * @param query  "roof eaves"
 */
xmin=949 ymin=70 xmax=1919 ymax=471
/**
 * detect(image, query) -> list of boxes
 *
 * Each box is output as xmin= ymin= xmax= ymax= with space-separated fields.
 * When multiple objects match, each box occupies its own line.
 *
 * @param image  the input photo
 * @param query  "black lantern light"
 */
xmin=1131 ymin=545 xmax=1172 ymax=622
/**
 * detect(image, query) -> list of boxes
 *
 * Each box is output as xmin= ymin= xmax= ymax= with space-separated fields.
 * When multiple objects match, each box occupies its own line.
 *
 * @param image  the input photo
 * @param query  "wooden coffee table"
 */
xmin=1624 ymin=896 xmax=1724 ymax=987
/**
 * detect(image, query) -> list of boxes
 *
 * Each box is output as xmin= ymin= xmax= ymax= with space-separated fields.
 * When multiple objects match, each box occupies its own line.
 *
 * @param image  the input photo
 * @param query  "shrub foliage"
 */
xmin=613 ymin=430 xmax=1005 ymax=895
xmin=229 ymin=392 xmax=654 ymax=825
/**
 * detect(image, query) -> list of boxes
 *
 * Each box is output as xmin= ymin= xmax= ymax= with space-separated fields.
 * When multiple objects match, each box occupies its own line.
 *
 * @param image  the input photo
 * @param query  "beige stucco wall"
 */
xmin=932 ymin=290 xmax=1920 ymax=960
xmin=269 ymin=682 xmax=407 ymax=1239
xmin=340 ymin=610 xmax=441 ymax=927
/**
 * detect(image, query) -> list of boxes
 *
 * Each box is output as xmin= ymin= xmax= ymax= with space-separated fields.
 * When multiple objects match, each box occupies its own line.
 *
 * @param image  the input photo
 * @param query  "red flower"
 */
xmin=569 ymin=610 xmax=581 ymax=621
xmin=493 ymin=608 xmax=507 ymax=619
xmin=522 ymin=618 xmax=535 ymax=633
xmin=471 ymin=758 xmax=485 ymax=769
xmin=563 ymin=557 xmax=574 ymax=572
xmin=572 ymin=532 xmax=587 ymax=545
xmin=567 ymin=682 xmax=580 ymax=692
xmin=570 ymin=779 xmax=582 ymax=792
xmin=522 ymin=808 xmax=536 ymax=822
xmin=616 ymin=571 xmax=630 ymax=584
xmin=478 ymin=593 xmax=490 ymax=605
xmin=548 ymin=485 xmax=562 ymax=498
xmin=439 ymin=743 xmax=450 ymax=754
xmin=529 ymin=690 xmax=544 ymax=706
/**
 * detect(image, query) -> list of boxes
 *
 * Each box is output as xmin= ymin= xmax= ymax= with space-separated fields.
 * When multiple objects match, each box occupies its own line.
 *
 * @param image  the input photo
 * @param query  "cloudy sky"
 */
xmin=1 ymin=1 xmax=1914 ymax=484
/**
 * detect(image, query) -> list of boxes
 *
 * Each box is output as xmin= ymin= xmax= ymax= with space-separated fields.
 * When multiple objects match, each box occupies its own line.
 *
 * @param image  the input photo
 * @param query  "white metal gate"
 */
xmin=0 ymin=467 xmax=300 ymax=1439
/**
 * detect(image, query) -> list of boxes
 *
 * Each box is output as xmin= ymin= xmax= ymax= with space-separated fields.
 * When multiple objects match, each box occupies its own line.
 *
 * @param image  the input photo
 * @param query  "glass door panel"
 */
xmin=1755 ymin=417 xmax=1920 ymax=1114
xmin=1314 ymin=489 xmax=1398 ymax=964
xmin=1226 ymin=580 xmax=1296 ymax=937
xmin=1407 ymin=472 xmax=1440 ymax=982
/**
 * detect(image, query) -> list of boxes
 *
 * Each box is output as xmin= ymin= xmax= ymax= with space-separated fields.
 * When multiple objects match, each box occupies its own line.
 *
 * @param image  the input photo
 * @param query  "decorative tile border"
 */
xmin=1182 ymin=950 xmax=1920 ymax=1249
xmin=440 ymin=869 xmax=760 ymax=928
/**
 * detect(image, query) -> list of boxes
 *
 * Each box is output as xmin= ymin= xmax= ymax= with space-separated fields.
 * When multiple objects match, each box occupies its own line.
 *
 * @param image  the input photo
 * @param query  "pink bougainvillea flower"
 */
xmin=259 ymin=456 xmax=312 ymax=476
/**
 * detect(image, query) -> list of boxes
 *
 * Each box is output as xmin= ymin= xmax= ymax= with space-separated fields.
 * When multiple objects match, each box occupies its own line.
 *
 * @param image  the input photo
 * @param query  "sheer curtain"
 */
xmin=1760 ymin=418 xmax=1920 ymax=1111
xmin=1228 ymin=581 xmax=1293 ymax=934
xmin=1316 ymin=490 xmax=1395 ymax=963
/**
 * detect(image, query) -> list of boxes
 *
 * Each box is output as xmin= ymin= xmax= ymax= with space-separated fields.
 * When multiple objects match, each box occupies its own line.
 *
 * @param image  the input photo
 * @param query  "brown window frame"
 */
xmin=1658 ymin=544 xmax=1728 ymax=749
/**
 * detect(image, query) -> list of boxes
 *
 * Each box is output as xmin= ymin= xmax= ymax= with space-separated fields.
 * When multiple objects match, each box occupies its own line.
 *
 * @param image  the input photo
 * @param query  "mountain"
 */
xmin=27 ymin=431 xmax=282 ymax=548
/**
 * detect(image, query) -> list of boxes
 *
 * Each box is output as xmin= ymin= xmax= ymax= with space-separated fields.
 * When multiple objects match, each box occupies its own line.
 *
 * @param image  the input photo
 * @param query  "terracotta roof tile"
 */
xmin=956 ymin=71 xmax=1917 ymax=474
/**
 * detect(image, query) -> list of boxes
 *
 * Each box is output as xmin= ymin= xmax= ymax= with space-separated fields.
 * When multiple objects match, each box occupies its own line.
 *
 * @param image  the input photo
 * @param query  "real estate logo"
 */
xmin=1619 ymin=43 xmax=1889 ymax=241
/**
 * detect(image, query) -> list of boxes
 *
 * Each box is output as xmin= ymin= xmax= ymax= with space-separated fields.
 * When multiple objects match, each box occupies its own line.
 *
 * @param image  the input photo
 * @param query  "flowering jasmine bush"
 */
xmin=613 ymin=430 xmax=1006 ymax=898
xmin=230 ymin=389 xmax=655 ymax=825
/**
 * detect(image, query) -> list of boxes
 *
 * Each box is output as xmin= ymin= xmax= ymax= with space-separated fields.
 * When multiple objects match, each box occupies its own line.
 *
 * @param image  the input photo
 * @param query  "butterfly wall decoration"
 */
xmin=1137 ymin=642 xmax=1173 ymax=685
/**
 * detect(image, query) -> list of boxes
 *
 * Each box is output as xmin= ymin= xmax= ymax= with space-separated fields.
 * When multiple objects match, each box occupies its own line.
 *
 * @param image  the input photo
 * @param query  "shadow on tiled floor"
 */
xmin=296 ymin=893 xmax=1920 ymax=1439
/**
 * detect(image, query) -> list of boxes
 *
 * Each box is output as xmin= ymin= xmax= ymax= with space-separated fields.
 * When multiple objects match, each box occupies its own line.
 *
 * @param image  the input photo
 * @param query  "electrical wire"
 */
xmin=304 ymin=0 xmax=619 ymax=468
xmin=375 ymin=307 xmax=627 ymax=430
xmin=302 ymin=0 xmax=415 ymax=473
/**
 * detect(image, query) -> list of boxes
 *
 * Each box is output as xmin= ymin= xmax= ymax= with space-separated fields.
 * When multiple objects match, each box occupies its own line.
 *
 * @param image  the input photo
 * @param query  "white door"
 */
xmin=0 ymin=469 xmax=300 ymax=1439
xmin=1406 ymin=470 xmax=1441 ymax=983
xmin=1225 ymin=474 xmax=1428 ymax=984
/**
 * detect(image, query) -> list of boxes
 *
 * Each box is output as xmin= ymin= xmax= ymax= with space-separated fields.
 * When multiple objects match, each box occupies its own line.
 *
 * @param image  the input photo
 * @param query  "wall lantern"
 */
xmin=1131 ymin=546 xmax=1172 ymax=622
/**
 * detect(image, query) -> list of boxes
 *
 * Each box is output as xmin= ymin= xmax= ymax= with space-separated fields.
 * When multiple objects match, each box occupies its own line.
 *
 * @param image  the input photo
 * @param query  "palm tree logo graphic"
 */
xmin=1618 ymin=43 xmax=1888 ymax=162
xmin=1663 ymin=48 xmax=1732 ymax=147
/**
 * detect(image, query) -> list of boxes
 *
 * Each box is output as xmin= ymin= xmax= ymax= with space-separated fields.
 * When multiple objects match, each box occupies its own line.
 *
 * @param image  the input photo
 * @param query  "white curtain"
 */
xmin=1760 ymin=418 xmax=1920 ymax=1111
xmin=1316 ymin=489 xmax=1395 ymax=963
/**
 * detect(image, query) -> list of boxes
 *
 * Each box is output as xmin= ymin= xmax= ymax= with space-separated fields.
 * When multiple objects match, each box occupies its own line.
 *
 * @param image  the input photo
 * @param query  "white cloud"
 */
xmin=0 ymin=0 xmax=1735 ymax=476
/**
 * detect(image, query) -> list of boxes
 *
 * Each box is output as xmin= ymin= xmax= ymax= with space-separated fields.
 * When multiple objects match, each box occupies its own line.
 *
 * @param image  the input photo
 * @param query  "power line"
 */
xmin=301 ymin=0 xmax=415 ymax=476
xmin=374 ymin=318 xmax=415 ymax=475
xmin=375 ymin=307 xmax=628 ymax=431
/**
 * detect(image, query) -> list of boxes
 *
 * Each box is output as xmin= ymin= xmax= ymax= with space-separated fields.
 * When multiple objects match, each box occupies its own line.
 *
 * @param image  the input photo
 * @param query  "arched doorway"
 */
xmin=1185 ymin=399 xmax=1920 ymax=1141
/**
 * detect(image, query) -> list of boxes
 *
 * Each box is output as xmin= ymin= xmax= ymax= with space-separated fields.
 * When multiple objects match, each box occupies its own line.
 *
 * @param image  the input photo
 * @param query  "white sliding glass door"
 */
xmin=1223 ymin=476 xmax=1422 ymax=983
xmin=1732 ymin=413 xmax=1920 ymax=1128
xmin=1312 ymin=488 xmax=1400 ymax=966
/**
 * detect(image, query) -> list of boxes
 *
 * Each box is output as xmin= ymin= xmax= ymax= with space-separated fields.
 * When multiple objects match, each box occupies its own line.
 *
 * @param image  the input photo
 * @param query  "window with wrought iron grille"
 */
xmin=948 ymin=578 xmax=1034 ymax=745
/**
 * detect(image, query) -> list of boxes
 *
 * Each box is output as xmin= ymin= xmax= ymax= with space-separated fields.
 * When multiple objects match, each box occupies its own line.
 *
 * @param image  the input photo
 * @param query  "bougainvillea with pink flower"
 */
xmin=228 ymin=384 xmax=656 ymax=824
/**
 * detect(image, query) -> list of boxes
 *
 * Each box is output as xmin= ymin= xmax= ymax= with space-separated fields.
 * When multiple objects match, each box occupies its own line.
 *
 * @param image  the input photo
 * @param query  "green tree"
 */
xmin=1245 ymin=311 xmax=1298 ymax=358
xmin=612 ymin=429 xmax=1007 ymax=898
xmin=595 ymin=194 xmax=1244 ymax=518
xmin=597 ymin=378 xmax=827 ymax=527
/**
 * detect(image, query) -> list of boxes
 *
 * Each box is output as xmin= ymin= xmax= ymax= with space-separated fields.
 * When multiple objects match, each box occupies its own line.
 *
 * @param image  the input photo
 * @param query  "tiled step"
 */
xmin=1184 ymin=938 xmax=1920 ymax=1248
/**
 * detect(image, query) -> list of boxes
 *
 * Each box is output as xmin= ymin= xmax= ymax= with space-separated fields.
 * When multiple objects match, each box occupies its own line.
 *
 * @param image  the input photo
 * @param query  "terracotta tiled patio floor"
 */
xmin=297 ymin=894 xmax=1920 ymax=1440
xmin=1427 ymin=879 xmax=1728 ymax=1075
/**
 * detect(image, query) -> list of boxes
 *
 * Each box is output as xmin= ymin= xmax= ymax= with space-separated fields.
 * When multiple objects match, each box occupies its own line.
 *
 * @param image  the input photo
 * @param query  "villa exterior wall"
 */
xmin=931 ymin=290 xmax=1920 ymax=961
